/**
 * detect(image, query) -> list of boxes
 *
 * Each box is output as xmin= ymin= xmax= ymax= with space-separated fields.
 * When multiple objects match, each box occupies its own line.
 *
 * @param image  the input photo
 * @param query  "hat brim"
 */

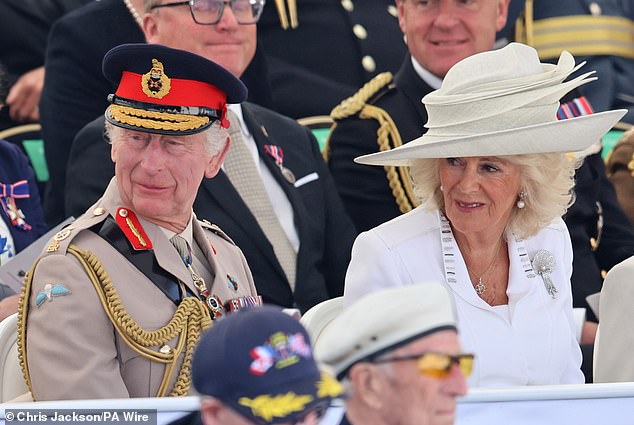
xmin=227 ymin=370 xmax=344 ymax=424
xmin=355 ymin=109 xmax=627 ymax=166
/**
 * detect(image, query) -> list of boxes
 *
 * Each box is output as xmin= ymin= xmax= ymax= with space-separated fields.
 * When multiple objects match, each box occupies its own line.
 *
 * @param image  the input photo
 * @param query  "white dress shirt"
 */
xmin=344 ymin=206 xmax=584 ymax=387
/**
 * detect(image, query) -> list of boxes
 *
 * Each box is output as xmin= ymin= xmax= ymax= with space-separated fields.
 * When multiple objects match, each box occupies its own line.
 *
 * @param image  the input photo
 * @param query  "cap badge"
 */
xmin=141 ymin=58 xmax=171 ymax=99
xmin=249 ymin=332 xmax=312 ymax=375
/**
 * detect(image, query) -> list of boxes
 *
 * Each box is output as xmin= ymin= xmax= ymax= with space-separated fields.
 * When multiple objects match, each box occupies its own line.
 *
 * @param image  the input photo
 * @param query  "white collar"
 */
xmin=411 ymin=56 xmax=443 ymax=90
xmin=227 ymin=103 xmax=251 ymax=138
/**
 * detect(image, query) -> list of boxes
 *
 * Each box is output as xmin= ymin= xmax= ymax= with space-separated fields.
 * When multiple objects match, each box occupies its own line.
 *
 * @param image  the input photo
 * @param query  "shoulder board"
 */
xmin=330 ymin=72 xmax=394 ymax=120
xmin=42 ymin=206 xmax=110 ymax=256
xmin=200 ymin=219 xmax=236 ymax=246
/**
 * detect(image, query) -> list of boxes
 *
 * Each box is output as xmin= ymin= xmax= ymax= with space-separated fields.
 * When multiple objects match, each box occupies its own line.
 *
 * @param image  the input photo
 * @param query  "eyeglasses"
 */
xmin=151 ymin=0 xmax=265 ymax=25
xmin=372 ymin=352 xmax=475 ymax=379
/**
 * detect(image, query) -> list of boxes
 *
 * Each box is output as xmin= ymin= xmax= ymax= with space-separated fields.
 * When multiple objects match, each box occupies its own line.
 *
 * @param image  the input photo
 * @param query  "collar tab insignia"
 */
xmin=116 ymin=207 xmax=153 ymax=250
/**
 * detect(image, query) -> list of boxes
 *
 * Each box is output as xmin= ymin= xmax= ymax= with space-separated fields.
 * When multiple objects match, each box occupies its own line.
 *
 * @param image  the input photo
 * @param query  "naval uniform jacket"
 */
xmin=66 ymin=102 xmax=357 ymax=313
xmin=344 ymin=207 xmax=584 ymax=387
xmin=328 ymin=56 xmax=433 ymax=233
xmin=257 ymin=0 xmax=406 ymax=119
xmin=21 ymin=179 xmax=257 ymax=400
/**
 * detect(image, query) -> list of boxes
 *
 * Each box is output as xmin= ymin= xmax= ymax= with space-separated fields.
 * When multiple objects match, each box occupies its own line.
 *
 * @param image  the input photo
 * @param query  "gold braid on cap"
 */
xmin=109 ymin=104 xmax=210 ymax=132
xmin=327 ymin=72 xmax=419 ymax=214
xmin=17 ymin=246 xmax=212 ymax=399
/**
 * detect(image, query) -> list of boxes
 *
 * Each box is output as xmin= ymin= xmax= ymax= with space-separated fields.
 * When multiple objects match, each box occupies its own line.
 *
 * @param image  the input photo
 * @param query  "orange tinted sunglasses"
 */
xmin=373 ymin=352 xmax=475 ymax=378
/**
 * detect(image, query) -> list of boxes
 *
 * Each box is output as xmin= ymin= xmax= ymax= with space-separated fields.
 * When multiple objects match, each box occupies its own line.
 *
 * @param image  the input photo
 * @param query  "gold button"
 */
xmin=589 ymin=2 xmax=601 ymax=16
xmin=353 ymin=24 xmax=367 ymax=40
xmin=341 ymin=0 xmax=353 ymax=12
xmin=119 ymin=208 xmax=128 ymax=217
xmin=362 ymin=55 xmax=376 ymax=73
xmin=93 ymin=207 xmax=106 ymax=216
xmin=387 ymin=5 xmax=398 ymax=17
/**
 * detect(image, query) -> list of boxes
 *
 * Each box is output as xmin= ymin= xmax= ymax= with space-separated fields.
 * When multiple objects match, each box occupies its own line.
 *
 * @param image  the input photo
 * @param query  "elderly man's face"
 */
xmin=377 ymin=330 xmax=467 ymax=425
xmin=110 ymin=127 xmax=227 ymax=231
xmin=143 ymin=1 xmax=257 ymax=78
xmin=397 ymin=0 xmax=509 ymax=78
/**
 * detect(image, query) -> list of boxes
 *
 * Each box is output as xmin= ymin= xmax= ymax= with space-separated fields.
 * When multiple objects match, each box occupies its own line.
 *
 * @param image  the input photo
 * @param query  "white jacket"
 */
xmin=344 ymin=206 xmax=584 ymax=387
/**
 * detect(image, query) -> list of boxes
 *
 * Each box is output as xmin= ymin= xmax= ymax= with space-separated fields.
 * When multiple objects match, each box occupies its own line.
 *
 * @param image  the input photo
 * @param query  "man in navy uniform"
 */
xmin=19 ymin=44 xmax=259 ymax=400
xmin=327 ymin=0 xmax=511 ymax=233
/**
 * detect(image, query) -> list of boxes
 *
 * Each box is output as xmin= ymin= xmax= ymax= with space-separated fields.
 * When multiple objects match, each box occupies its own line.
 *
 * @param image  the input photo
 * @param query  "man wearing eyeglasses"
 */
xmin=129 ymin=0 xmax=354 ymax=313
xmin=316 ymin=283 xmax=471 ymax=425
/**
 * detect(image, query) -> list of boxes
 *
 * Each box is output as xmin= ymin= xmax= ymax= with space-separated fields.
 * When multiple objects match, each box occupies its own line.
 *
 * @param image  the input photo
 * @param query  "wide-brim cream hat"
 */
xmin=356 ymin=43 xmax=626 ymax=166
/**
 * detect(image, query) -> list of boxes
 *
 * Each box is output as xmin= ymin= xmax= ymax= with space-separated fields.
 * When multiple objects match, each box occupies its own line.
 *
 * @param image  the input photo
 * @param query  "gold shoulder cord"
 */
xmin=17 ymin=245 xmax=212 ymax=400
xmin=329 ymin=72 xmax=420 ymax=214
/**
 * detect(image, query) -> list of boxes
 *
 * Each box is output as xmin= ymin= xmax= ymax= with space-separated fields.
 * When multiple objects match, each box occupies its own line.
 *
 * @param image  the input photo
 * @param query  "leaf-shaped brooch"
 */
xmin=531 ymin=250 xmax=558 ymax=299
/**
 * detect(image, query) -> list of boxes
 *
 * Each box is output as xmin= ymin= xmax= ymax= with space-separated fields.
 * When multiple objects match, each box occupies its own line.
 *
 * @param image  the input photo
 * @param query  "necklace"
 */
xmin=470 ymin=239 xmax=504 ymax=296
xmin=123 ymin=0 xmax=143 ymax=27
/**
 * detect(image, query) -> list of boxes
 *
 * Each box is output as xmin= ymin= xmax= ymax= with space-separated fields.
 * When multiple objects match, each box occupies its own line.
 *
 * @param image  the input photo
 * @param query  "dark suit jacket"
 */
xmin=257 ymin=0 xmax=406 ymax=119
xmin=0 ymin=139 xmax=48 ymax=252
xmin=328 ymin=56 xmax=433 ymax=233
xmin=66 ymin=103 xmax=356 ymax=313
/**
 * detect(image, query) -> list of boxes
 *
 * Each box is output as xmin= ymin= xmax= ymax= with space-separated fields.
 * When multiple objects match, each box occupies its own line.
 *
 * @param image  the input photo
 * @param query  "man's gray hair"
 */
xmin=104 ymin=119 xmax=229 ymax=158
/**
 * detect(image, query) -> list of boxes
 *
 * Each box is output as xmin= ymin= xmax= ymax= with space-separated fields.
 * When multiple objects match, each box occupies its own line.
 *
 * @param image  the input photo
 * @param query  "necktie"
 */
xmin=223 ymin=110 xmax=297 ymax=290
xmin=170 ymin=235 xmax=205 ymax=291
xmin=170 ymin=235 xmax=226 ymax=319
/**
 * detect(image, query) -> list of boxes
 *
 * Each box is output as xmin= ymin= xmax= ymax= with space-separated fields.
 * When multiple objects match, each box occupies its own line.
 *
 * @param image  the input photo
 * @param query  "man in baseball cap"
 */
xmin=316 ymin=283 xmax=472 ymax=425
xmin=173 ymin=306 xmax=345 ymax=425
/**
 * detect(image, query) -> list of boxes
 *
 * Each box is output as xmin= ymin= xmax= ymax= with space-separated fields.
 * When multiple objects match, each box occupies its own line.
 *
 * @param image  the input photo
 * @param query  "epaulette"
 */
xmin=43 ymin=207 xmax=111 ymax=256
xmin=330 ymin=72 xmax=394 ymax=121
xmin=200 ymin=219 xmax=237 ymax=246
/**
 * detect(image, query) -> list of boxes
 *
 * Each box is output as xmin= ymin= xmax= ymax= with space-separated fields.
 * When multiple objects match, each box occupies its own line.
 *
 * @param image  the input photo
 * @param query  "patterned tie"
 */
xmin=223 ymin=110 xmax=297 ymax=290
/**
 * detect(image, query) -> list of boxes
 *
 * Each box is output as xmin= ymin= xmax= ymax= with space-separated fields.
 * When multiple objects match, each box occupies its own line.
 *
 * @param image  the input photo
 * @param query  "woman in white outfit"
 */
xmin=344 ymin=43 xmax=626 ymax=387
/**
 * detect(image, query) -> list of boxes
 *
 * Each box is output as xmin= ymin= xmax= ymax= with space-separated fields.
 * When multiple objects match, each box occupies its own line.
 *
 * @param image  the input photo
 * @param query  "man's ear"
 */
xmin=199 ymin=398 xmax=223 ymax=425
xmin=348 ymin=363 xmax=387 ymax=409
xmin=204 ymin=136 xmax=231 ymax=178
xmin=496 ymin=0 xmax=511 ymax=32
xmin=110 ymin=140 xmax=118 ymax=163
xmin=143 ymin=12 xmax=159 ymax=42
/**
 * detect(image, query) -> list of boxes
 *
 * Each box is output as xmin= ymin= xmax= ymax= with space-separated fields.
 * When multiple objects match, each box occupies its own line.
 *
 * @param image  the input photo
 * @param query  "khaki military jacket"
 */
xmin=19 ymin=179 xmax=257 ymax=400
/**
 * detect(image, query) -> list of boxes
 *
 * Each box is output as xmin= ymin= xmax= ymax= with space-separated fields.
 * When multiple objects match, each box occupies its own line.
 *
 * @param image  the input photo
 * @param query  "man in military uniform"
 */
xmin=18 ymin=43 xmax=259 ymax=401
xmin=64 ymin=0 xmax=356 ymax=314
xmin=327 ymin=0 xmax=511 ymax=233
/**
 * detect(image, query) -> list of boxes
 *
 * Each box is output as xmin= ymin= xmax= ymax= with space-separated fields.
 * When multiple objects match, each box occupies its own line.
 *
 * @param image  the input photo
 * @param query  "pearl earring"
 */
xmin=517 ymin=191 xmax=527 ymax=209
xmin=439 ymin=185 xmax=444 ymax=192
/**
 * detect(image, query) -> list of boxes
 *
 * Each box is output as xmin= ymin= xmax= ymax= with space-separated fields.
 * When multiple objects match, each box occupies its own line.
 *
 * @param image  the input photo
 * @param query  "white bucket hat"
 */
xmin=355 ymin=43 xmax=627 ymax=166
